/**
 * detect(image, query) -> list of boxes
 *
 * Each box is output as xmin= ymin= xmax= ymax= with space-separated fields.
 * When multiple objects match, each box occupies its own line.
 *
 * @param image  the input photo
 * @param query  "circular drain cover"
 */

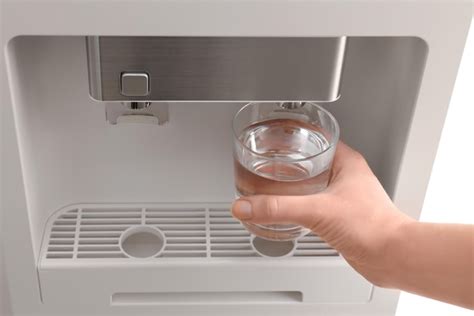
xmin=252 ymin=237 xmax=296 ymax=257
xmin=120 ymin=226 xmax=165 ymax=258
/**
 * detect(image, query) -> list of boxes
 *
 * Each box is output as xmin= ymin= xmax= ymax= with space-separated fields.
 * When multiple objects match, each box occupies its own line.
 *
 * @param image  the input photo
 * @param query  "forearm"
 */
xmin=386 ymin=221 xmax=474 ymax=309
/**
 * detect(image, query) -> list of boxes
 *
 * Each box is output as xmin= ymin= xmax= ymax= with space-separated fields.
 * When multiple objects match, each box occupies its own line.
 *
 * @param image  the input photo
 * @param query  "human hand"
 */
xmin=231 ymin=141 xmax=413 ymax=287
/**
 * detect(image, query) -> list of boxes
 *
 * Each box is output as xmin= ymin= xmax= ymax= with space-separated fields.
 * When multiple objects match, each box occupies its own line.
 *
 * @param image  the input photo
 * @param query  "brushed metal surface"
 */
xmin=87 ymin=36 xmax=346 ymax=102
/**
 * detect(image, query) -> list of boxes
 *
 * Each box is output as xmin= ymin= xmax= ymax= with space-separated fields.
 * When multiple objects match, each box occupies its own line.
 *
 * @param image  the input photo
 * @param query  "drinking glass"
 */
xmin=232 ymin=102 xmax=339 ymax=241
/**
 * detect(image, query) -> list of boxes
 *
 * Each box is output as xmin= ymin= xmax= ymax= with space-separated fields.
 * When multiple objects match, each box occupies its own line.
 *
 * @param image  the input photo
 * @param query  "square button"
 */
xmin=120 ymin=72 xmax=150 ymax=97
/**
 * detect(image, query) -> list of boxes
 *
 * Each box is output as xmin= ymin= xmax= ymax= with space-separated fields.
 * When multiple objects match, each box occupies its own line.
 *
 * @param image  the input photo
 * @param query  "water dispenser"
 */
xmin=1 ymin=1 xmax=471 ymax=315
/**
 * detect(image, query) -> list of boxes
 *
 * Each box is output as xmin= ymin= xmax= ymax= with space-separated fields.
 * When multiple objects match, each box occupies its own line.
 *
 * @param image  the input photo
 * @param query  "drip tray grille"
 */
xmin=41 ymin=204 xmax=338 ymax=261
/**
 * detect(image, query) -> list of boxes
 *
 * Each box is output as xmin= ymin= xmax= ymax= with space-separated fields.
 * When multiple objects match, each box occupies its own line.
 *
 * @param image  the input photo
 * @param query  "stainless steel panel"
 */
xmin=87 ymin=36 xmax=346 ymax=102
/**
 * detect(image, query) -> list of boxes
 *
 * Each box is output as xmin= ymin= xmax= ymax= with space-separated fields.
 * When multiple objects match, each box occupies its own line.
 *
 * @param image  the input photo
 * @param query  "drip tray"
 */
xmin=38 ymin=203 xmax=372 ymax=306
xmin=41 ymin=203 xmax=338 ymax=261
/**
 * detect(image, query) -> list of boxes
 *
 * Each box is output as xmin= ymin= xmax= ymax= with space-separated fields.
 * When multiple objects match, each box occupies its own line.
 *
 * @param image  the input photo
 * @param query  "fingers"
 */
xmin=332 ymin=141 xmax=360 ymax=170
xmin=232 ymin=194 xmax=333 ymax=229
xmin=331 ymin=141 xmax=369 ymax=180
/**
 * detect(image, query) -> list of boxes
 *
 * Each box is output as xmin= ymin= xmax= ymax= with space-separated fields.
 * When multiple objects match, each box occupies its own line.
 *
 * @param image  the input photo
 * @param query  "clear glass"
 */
xmin=232 ymin=102 xmax=339 ymax=241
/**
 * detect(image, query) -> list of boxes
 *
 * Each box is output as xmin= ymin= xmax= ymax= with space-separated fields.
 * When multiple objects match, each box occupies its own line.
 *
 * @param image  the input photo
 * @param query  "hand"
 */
xmin=232 ymin=142 xmax=474 ymax=308
xmin=232 ymin=141 xmax=413 ymax=287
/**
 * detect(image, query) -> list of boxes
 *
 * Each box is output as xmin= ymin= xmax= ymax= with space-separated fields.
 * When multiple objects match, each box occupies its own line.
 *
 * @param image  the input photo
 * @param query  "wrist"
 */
xmin=378 ymin=215 xmax=417 ymax=288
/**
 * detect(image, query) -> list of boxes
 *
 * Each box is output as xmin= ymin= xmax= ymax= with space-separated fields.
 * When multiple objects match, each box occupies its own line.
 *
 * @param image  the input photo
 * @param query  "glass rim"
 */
xmin=232 ymin=101 xmax=340 ymax=163
xmin=249 ymin=222 xmax=310 ymax=233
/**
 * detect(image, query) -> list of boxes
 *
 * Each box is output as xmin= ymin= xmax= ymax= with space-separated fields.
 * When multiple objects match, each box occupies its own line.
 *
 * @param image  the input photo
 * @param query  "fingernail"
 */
xmin=233 ymin=200 xmax=253 ymax=220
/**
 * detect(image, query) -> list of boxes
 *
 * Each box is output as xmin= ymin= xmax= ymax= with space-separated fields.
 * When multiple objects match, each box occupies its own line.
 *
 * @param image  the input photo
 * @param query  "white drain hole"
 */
xmin=251 ymin=236 xmax=296 ymax=258
xmin=119 ymin=226 xmax=165 ymax=259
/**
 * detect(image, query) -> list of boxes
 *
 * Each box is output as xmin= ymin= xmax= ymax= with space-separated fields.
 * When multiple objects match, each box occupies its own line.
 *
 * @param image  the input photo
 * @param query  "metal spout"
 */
xmin=279 ymin=102 xmax=306 ymax=110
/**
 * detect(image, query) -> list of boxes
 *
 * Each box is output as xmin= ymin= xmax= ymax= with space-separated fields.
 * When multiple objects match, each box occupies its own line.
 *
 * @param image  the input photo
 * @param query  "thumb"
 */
xmin=231 ymin=194 xmax=333 ymax=229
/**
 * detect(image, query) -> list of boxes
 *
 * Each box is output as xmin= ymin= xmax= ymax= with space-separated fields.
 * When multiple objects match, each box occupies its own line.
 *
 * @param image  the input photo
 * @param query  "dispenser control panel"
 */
xmin=86 ymin=36 xmax=347 ymax=102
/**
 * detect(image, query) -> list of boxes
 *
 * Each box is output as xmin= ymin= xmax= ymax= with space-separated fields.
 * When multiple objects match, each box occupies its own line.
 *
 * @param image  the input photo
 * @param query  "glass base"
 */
xmin=242 ymin=221 xmax=310 ymax=241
